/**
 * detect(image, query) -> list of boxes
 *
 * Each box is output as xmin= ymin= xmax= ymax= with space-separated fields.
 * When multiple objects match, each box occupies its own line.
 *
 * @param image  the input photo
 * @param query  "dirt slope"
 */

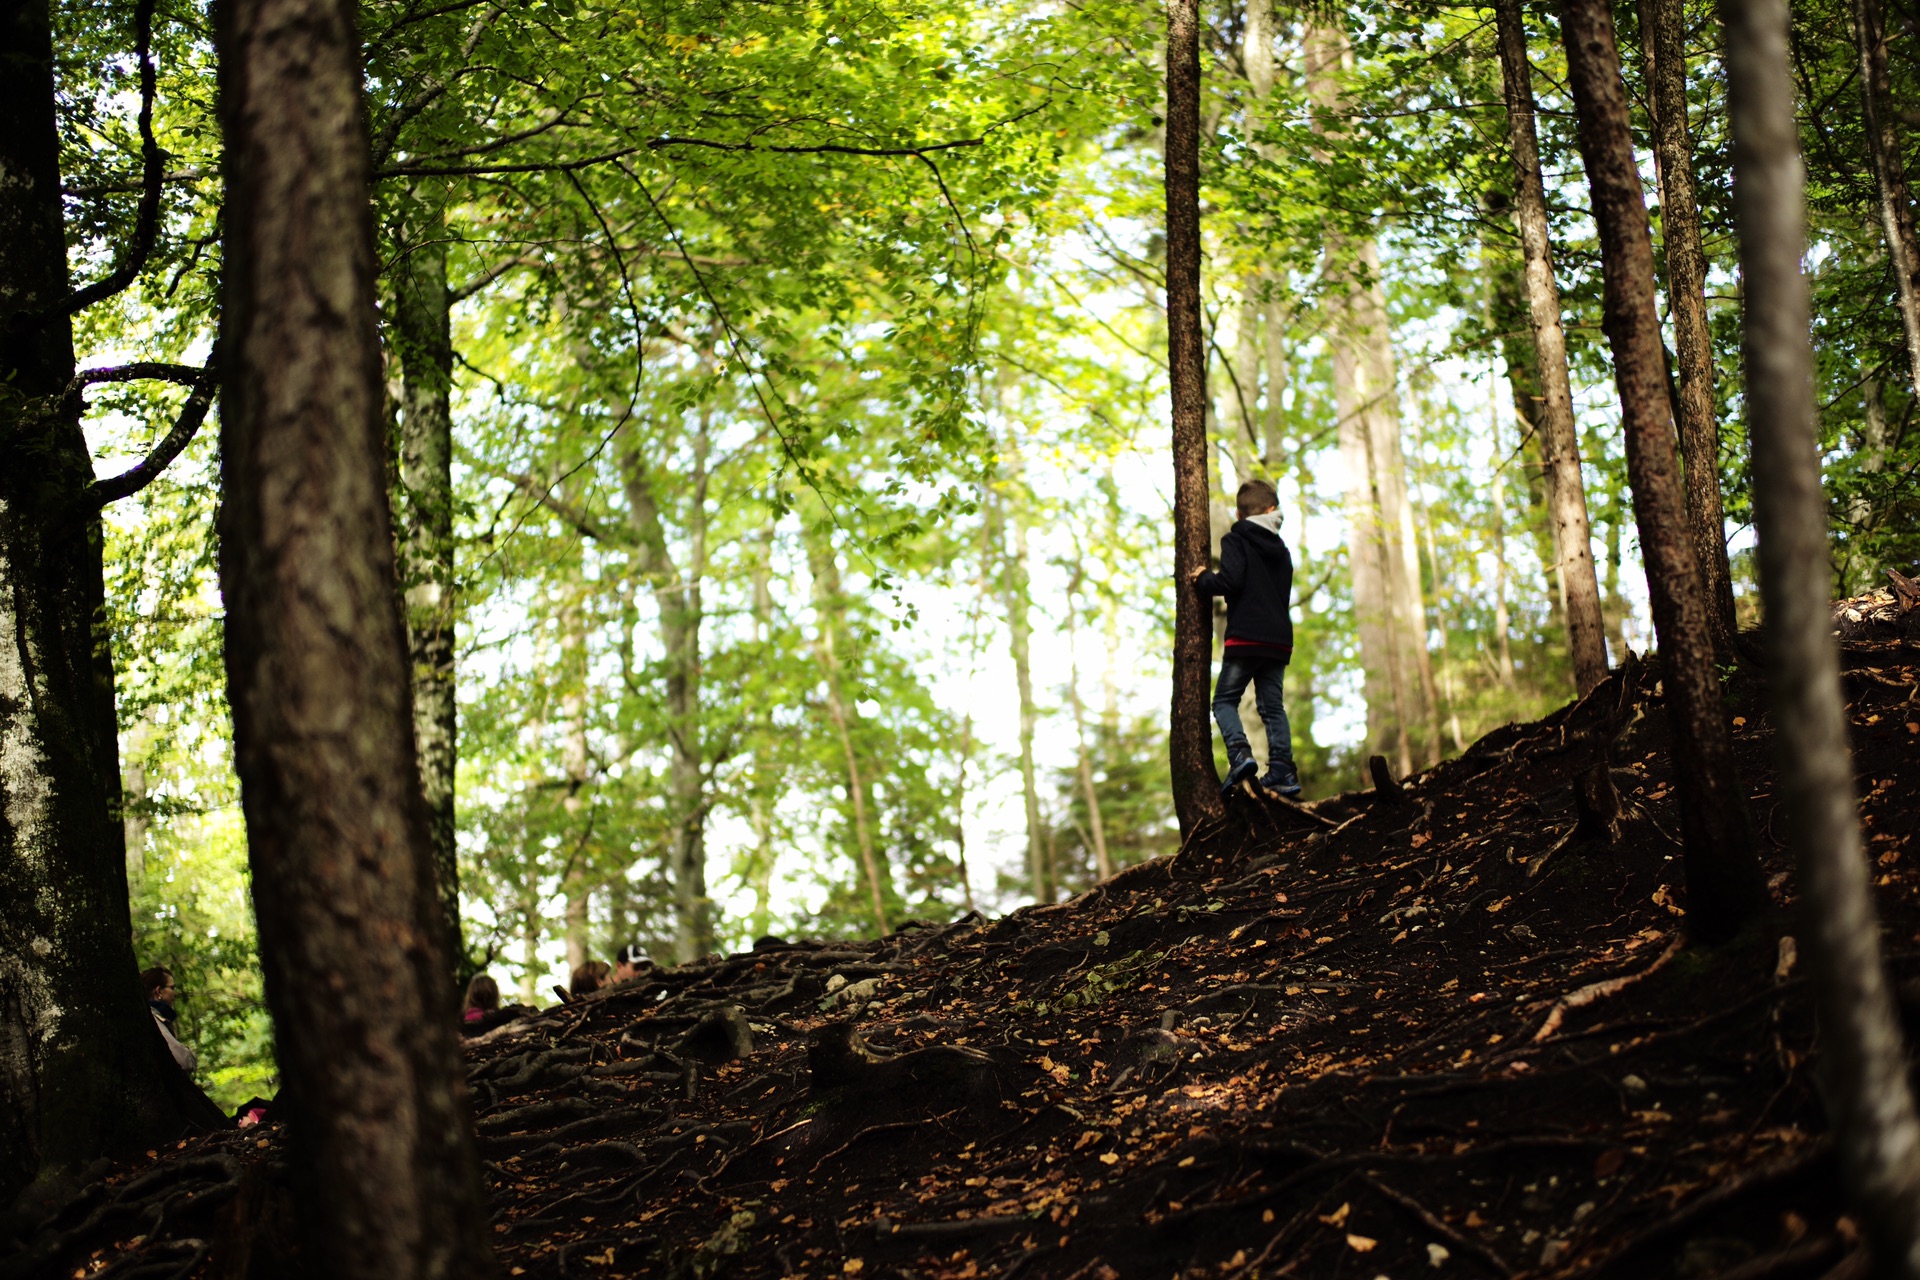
xmin=13 ymin=632 xmax=1920 ymax=1280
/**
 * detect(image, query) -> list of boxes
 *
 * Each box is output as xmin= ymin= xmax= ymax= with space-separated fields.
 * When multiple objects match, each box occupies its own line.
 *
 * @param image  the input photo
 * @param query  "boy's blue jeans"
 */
xmin=1213 ymin=653 xmax=1294 ymax=768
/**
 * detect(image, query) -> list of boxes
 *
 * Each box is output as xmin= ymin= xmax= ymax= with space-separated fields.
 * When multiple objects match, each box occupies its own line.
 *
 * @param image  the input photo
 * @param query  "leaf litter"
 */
xmin=19 ymin=628 xmax=1920 ymax=1280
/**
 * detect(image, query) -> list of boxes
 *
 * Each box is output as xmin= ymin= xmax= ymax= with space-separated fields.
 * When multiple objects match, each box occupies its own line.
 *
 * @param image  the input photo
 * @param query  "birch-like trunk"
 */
xmin=1725 ymin=0 xmax=1920 ymax=1266
xmin=1559 ymin=0 xmax=1766 ymax=941
xmin=1640 ymin=0 xmax=1739 ymax=658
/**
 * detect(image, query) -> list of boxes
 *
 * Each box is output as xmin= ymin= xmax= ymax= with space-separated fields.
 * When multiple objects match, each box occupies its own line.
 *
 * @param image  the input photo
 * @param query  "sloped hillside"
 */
xmin=16 ymin=627 xmax=1920 ymax=1280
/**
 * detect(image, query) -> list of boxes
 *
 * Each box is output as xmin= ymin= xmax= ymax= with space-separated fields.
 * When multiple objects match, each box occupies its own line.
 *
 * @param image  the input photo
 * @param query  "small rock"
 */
xmin=825 ymin=973 xmax=849 ymax=994
xmin=1621 ymin=1074 xmax=1649 ymax=1095
xmin=1427 ymin=1242 xmax=1450 ymax=1267
xmin=1540 ymin=1238 xmax=1570 ymax=1266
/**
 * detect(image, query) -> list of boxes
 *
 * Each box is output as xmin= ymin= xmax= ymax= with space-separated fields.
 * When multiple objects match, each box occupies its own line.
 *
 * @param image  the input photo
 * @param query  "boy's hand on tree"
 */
xmin=1186 ymin=564 xmax=1206 ymax=583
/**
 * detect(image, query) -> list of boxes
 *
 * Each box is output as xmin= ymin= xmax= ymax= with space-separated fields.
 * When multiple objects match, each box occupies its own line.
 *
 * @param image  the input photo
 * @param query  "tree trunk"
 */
xmin=1494 ymin=0 xmax=1613 ymax=695
xmin=560 ymin=586 xmax=590 ymax=974
xmin=617 ymin=433 xmax=711 ymax=962
xmin=0 ymin=0 xmax=190 ymax=1208
xmin=1852 ymin=0 xmax=1920 ymax=398
xmin=213 ymin=0 xmax=495 ymax=1268
xmin=1167 ymin=0 xmax=1219 ymax=833
xmin=392 ymin=189 xmax=463 ymax=977
xmin=1307 ymin=23 xmax=1437 ymax=775
xmin=805 ymin=528 xmax=888 ymax=937
xmin=746 ymin=526 xmax=779 ymax=940
xmin=1066 ymin=563 xmax=1114 ymax=882
xmin=1558 ymin=0 xmax=1767 ymax=941
xmin=1640 ymin=0 xmax=1739 ymax=659
xmin=1725 ymin=0 xmax=1920 ymax=1266
xmin=1491 ymin=441 xmax=1518 ymax=685
xmin=1001 ymin=491 xmax=1052 ymax=903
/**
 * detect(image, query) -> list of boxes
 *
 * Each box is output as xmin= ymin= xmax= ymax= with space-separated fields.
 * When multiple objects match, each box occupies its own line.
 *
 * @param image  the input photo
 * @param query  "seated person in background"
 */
xmin=141 ymin=966 xmax=196 ymax=1072
xmin=462 ymin=973 xmax=501 ymax=1027
xmin=460 ymin=972 xmax=533 ymax=1035
xmin=612 ymin=944 xmax=650 ymax=984
xmin=570 ymin=960 xmax=611 ymax=999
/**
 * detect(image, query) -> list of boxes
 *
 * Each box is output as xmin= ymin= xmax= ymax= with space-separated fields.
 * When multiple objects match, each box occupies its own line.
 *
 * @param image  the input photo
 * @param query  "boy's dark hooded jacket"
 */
xmin=1195 ymin=517 xmax=1294 ymax=651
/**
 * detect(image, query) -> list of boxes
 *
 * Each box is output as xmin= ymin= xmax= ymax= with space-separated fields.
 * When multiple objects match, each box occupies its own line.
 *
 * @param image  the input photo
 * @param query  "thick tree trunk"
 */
xmin=1725 ymin=0 xmax=1920 ymax=1267
xmin=0 ymin=0 xmax=189 ymax=1208
xmin=392 ymin=190 xmax=462 ymax=976
xmin=213 ymin=0 xmax=495 ymax=1270
xmin=1852 ymin=0 xmax=1920 ymax=398
xmin=1167 ymin=0 xmax=1218 ymax=834
xmin=1559 ymin=0 xmax=1767 ymax=941
xmin=1494 ymin=0 xmax=1612 ymax=696
xmin=1640 ymin=0 xmax=1739 ymax=659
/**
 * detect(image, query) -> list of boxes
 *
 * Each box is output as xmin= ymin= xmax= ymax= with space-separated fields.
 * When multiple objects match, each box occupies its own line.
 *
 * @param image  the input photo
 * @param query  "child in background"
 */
xmin=1188 ymin=478 xmax=1302 ymax=798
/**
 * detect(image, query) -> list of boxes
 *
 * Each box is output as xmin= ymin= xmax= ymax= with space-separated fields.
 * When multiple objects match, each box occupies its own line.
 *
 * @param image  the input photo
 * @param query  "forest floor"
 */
xmin=20 ymin=587 xmax=1920 ymax=1280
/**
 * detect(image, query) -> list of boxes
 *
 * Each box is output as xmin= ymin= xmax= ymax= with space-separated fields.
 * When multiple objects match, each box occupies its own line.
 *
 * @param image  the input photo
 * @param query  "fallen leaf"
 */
xmin=1098 ymin=1153 xmax=1119 ymax=1165
xmin=1346 ymin=1234 xmax=1377 ymax=1253
xmin=844 ymin=1261 xmax=865 ymax=1275
xmin=1317 ymin=1202 xmax=1351 ymax=1228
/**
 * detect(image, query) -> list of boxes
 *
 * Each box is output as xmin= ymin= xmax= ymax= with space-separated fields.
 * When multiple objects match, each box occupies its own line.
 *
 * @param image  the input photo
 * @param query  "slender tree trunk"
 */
xmin=1067 ymin=563 xmax=1114 ymax=882
xmin=214 ymin=0 xmax=495 ymax=1268
xmin=746 ymin=526 xmax=778 ymax=939
xmin=1852 ymin=0 xmax=1920 ymax=398
xmin=560 ymin=586 xmax=589 ymax=974
xmin=1640 ymin=0 xmax=1739 ymax=658
xmin=1495 ymin=0 xmax=1612 ymax=695
xmin=1167 ymin=0 xmax=1218 ymax=833
xmin=616 ymin=440 xmax=711 ymax=962
xmin=998 ymin=488 xmax=1052 ymax=902
xmin=1604 ymin=498 xmax=1629 ymax=659
xmin=1492 ymin=446 xmax=1518 ymax=684
xmin=0 ymin=0 xmax=190 ymax=1207
xmin=1725 ymin=0 xmax=1920 ymax=1267
xmin=1559 ymin=0 xmax=1766 ymax=941
xmin=806 ymin=530 xmax=888 ymax=937
xmin=392 ymin=189 xmax=463 ymax=976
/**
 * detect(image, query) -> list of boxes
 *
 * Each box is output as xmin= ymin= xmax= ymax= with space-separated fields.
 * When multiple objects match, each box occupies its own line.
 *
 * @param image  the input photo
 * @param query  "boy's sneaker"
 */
xmin=1259 ymin=762 xmax=1303 ymax=798
xmin=1220 ymin=757 xmax=1259 ymax=799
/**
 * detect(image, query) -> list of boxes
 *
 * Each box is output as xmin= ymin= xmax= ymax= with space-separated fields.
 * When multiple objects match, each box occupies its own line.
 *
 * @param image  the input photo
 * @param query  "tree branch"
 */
xmin=59 ymin=0 xmax=164 ymax=318
xmin=86 ymin=342 xmax=222 ymax=508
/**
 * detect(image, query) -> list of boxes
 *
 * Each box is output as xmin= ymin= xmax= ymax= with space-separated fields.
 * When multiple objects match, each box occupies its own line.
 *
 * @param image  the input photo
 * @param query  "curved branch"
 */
xmin=65 ymin=361 xmax=206 ymax=400
xmin=60 ymin=0 xmax=164 ymax=318
xmin=86 ymin=343 xmax=222 ymax=508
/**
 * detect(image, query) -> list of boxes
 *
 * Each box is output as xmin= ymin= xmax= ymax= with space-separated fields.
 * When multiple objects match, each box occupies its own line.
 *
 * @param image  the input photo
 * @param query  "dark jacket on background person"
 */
xmin=1194 ymin=515 xmax=1295 ymax=651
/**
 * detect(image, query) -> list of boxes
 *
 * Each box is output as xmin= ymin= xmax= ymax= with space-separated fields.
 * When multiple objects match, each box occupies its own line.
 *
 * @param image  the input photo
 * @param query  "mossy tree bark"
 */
xmin=0 ymin=0 xmax=195 ymax=1211
xmin=1559 ymin=0 xmax=1767 ymax=940
xmin=1726 ymin=0 xmax=1920 ymax=1266
xmin=391 ymin=189 xmax=464 ymax=979
xmin=213 ymin=0 xmax=497 ymax=1269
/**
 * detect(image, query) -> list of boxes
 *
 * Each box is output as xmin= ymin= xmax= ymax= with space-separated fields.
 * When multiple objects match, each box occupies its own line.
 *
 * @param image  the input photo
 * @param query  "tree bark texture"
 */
xmin=213 ymin=0 xmax=496 ymax=1270
xmin=1725 ymin=0 xmax=1920 ymax=1269
xmin=1306 ymin=23 xmax=1439 ymax=775
xmin=1167 ymin=0 xmax=1218 ymax=835
xmin=1494 ymin=0 xmax=1613 ymax=696
xmin=0 ymin=0 xmax=194 ymax=1209
xmin=1852 ymin=0 xmax=1920 ymax=399
xmin=1559 ymin=0 xmax=1766 ymax=941
xmin=1640 ymin=0 xmax=1739 ymax=658
xmin=392 ymin=190 xmax=463 ymax=976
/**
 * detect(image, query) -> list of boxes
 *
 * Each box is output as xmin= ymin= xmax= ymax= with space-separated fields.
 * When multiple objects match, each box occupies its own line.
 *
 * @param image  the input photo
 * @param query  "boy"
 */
xmin=1188 ymin=478 xmax=1301 ymax=798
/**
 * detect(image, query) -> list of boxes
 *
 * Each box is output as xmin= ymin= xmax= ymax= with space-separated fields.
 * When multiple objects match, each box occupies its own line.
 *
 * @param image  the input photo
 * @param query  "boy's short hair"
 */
xmin=1236 ymin=479 xmax=1280 ymax=519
